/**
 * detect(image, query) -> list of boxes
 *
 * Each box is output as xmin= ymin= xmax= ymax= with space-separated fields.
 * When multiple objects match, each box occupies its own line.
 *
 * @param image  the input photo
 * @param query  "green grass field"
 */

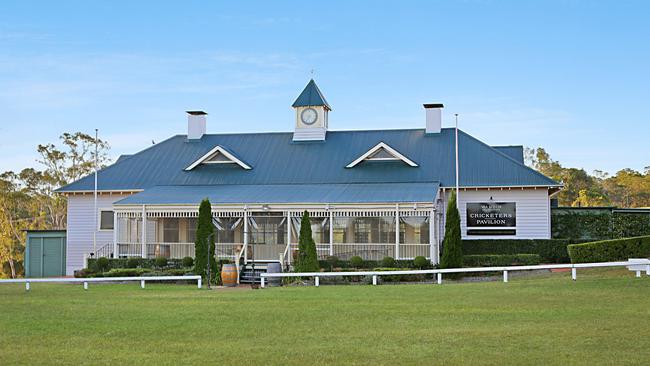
xmin=1 ymin=269 xmax=649 ymax=365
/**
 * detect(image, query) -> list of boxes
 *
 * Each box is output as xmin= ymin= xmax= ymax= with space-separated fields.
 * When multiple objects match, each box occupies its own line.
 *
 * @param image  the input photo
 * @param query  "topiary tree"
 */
xmin=440 ymin=191 xmax=463 ymax=270
xmin=350 ymin=256 xmax=364 ymax=269
xmin=413 ymin=256 xmax=429 ymax=269
xmin=96 ymin=257 xmax=110 ymax=273
xmin=154 ymin=256 xmax=168 ymax=269
xmin=194 ymin=198 xmax=217 ymax=284
xmin=381 ymin=256 xmax=396 ymax=268
xmin=181 ymin=256 xmax=194 ymax=268
xmin=294 ymin=210 xmax=319 ymax=272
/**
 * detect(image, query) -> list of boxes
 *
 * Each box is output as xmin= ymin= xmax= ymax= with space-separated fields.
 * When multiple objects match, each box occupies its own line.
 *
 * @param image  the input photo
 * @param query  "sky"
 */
xmin=0 ymin=0 xmax=648 ymax=175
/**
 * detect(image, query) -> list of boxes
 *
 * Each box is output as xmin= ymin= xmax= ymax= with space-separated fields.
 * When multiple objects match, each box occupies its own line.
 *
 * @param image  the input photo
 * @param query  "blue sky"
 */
xmin=1 ymin=1 xmax=648 ymax=175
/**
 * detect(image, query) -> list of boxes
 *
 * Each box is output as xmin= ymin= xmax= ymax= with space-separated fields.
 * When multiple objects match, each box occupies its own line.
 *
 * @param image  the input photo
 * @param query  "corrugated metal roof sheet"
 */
xmin=57 ymin=128 xmax=559 ymax=193
xmin=291 ymin=79 xmax=331 ymax=109
xmin=492 ymin=146 xmax=524 ymax=164
xmin=115 ymin=182 xmax=440 ymax=205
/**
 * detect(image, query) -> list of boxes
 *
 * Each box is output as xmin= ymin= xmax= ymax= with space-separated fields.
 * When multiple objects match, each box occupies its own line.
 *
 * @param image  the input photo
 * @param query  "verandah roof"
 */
xmin=114 ymin=182 xmax=440 ymax=206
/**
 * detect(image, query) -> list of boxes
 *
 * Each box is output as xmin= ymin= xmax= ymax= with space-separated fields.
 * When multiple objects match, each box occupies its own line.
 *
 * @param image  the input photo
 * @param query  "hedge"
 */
xmin=463 ymin=254 xmax=541 ymax=267
xmin=462 ymin=239 xmax=571 ymax=263
xmin=317 ymin=258 xmax=428 ymax=270
xmin=552 ymin=207 xmax=650 ymax=241
xmin=567 ymin=235 xmax=650 ymax=263
xmin=86 ymin=258 xmax=232 ymax=272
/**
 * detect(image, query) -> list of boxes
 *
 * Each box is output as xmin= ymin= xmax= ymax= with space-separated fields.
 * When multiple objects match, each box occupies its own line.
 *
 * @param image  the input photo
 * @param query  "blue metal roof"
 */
xmin=57 ymin=128 xmax=559 ymax=194
xmin=291 ymin=79 xmax=331 ymax=110
xmin=492 ymin=146 xmax=524 ymax=164
xmin=115 ymin=182 xmax=440 ymax=205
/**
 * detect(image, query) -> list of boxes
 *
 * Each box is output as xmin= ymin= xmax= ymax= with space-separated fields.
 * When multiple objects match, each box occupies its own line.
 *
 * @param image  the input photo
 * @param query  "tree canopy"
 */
xmin=526 ymin=147 xmax=649 ymax=208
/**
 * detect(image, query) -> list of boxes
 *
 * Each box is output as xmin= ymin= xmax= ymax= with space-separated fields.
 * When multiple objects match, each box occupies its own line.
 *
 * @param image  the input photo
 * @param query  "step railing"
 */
xmin=260 ymin=259 xmax=650 ymax=288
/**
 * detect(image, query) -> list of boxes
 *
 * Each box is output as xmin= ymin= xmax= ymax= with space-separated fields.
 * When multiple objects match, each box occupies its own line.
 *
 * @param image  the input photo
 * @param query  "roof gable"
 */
xmin=184 ymin=145 xmax=251 ymax=170
xmin=346 ymin=142 xmax=418 ymax=168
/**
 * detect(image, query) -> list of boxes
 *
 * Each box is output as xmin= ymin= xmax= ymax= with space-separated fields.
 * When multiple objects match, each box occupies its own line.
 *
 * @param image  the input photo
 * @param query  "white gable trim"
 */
xmin=346 ymin=142 xmax=418 ymax=168
xmin=184 ymin=146 xmax=252 ymax=171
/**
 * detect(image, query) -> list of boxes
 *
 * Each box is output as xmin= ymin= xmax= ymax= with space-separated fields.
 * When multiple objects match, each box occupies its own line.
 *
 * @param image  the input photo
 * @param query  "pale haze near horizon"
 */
xmin=0 ymin=1 xmax=648 ymax=175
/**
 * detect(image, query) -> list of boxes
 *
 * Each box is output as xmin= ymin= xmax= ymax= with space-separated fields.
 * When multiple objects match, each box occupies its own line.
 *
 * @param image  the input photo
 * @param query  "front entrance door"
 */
xmin=248 ymin=213 xmax=286 ymax=261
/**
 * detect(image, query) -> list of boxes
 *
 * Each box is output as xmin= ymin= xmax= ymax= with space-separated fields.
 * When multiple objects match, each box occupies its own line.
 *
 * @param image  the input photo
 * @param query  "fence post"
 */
xmin=83 ymin=282 xmax=88 ymax=290
xmin=315 ymin=276 xmax=320 ymax=287
xmin=25 ymin=282 xmax=30 ymax=291
xmin=503 ymin=270 xmax=508 ymax=283
xmin=636 ymin=271 xmax=641 ymax=278
xmin=260 ymin=276 xmax=265 ymax=288
xmin=140 ymin=279 xmax=146 ymax=289
xmin=372 ymin=275 xmax=377 ymax=286
xmin=437 ymin=273 xmax=442 ymax=285
xmin=646 ymin=264 xmax=650 ymax=276
xmin=571 ymin=268 xmax=577 ymax=281
xmin=197 ymin=277 xmax=202 ymax=289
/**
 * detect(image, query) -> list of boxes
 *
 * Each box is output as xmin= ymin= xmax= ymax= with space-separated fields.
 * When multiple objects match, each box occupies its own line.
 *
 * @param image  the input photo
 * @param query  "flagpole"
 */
xmin=455 ymin=114 xmax=460 ymax=210
xmin=93 ymin=128 xmax=98 ymax=256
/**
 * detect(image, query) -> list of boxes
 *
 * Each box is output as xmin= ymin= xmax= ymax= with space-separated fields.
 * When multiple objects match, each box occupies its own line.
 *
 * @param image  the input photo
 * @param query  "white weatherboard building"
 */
xmin=56 ymin=80 xmax=561 ymax=276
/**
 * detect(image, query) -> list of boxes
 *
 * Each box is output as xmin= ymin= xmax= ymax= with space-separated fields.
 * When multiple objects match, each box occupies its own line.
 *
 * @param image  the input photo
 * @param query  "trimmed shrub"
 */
xmin=568 ymin=235 xmax=650 ymax=263
xmin=325 ymin=256 xmax=339 ymax=271
xmin=413 ymin=256 xmax=430 ymax=269
xmin=103 ymin=268 xmax=152 ymax=277
xmin=154 ymin=256 xmax=168 ymax=268
xmin=87 ymin=258 xmax=187 ymax=271
xmin=96 ymin=257 xmax=110 ymax=272
xmin=181 ymin=256 xmax=194 ymax=268
xmin=463 ymin=254 xmax=541 ymax=267
xmin=440 ymin=191 xmax=463 ymax=269
xmin=126 ymin=258 xmax=140 ymax=268
xmin=462 ymin=239 xmax=571 ymax=263
xmin=295 ymin=211 xmax=319 ymax=272
xmin=381 ymin=256 xmax=396 ymax=268
xmin=350 ymin=256 xmax=363 ymax=268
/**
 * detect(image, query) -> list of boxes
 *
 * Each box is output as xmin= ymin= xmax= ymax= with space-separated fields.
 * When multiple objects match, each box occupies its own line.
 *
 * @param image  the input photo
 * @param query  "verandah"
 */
xmin=111 ymin=206 xmax=438 ymax=263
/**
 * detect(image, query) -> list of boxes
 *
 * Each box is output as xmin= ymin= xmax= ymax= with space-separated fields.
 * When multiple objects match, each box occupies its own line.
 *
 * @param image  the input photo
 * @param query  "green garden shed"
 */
xmin=25 ymin=230 xmax=67 ymax=278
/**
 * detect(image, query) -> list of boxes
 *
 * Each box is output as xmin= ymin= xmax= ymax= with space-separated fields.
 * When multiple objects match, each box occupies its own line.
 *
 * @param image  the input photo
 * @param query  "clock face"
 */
xmin=301 ymin=108 xmax=318 ymax=125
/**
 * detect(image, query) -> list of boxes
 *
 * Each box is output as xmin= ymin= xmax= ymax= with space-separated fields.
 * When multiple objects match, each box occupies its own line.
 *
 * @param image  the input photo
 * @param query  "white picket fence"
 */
xmin=0 ymin=275 xmax=203 ymax=291
xmin=260 ymin=259 xmax=650 ymax=288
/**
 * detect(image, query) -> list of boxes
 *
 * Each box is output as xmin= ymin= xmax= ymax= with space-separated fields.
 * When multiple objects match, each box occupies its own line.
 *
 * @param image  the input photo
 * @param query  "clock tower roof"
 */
xmin=292 ymin=79 xmax=331 ymax=110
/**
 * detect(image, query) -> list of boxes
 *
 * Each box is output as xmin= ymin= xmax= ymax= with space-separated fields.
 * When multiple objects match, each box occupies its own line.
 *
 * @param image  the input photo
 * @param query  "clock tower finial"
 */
xmin=292 ymin=79 xmax=330 ymax=142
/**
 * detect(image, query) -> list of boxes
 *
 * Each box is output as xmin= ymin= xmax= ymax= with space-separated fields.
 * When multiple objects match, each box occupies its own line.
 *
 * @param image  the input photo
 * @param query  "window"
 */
xmin=162 ymin=218 xmax=180 ymax=243
xmin=99 ymin=210 xmax=114 ymax=230
xmin=186 ymin=218 xmax=198 ymax=243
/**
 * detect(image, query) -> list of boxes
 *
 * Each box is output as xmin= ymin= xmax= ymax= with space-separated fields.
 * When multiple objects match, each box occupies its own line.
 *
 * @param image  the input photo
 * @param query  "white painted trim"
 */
xmin=346 ymin=142 xmax=418 ymax=168
xmin=184 ymin=145 xmax=252 ymax=171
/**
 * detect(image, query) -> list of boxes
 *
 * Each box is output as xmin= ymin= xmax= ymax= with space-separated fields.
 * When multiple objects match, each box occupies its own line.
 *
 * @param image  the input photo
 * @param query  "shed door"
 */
xmin=42 ymin=237 xmax=65 ymax=277
xmin=28 ymin=237 xmax=43 ymax=277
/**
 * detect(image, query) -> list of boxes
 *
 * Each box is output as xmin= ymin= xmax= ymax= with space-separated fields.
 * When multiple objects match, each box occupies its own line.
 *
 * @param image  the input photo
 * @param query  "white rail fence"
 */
xmin=260 ymin=259 xmax=650 ymax=288
xmin=0 ymin=275 xmax=203 ymax=291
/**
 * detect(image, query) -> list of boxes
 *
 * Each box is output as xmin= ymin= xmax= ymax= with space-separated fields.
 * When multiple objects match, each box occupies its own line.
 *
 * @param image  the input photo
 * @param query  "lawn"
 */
xmin=1 ymin=269 xmax=649 ymax=365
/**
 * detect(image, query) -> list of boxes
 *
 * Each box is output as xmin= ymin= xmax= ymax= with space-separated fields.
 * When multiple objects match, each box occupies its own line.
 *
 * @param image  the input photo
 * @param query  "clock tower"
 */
xmin=292 ymin=79 xmax=331 ymax=141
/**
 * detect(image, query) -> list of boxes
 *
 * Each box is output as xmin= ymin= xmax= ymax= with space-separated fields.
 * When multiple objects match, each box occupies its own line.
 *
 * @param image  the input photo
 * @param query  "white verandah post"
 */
xmin=395 ymin=204 xmax=400 ymax=260
xmin=286 ymin=211 xmax=291 ymax=265
xmin=329 ymin=210 xmax=334 ymax=257
xmin=141 ymin=205 xmax=147 ymax=258
xmin=243 ymin=209 xmax=248 ymax=265
xmin=430 ymin=208 xmax=437 ymax=265
xmin=113 ymin=211 xmax=118 ymax=258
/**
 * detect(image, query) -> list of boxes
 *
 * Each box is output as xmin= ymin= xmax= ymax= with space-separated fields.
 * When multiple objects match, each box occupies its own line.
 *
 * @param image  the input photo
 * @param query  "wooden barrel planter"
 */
xmin=221 ymin=263 xmax=238 ymax=287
